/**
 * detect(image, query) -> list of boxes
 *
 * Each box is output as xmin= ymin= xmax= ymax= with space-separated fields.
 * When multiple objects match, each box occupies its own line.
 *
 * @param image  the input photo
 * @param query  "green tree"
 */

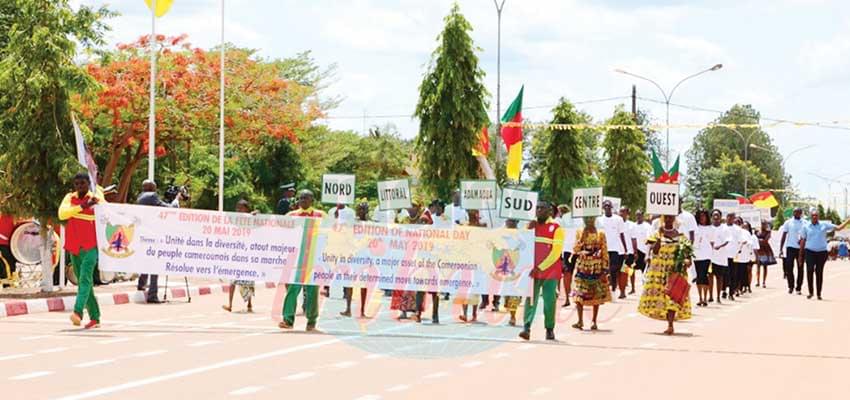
xmin=698 ymin=154 xmax=770 ymax=208
xmin=413 ymin=3 xmax=489 ymax=200
xmin=528 ymin=99 xmax=591 ymax=204
xmin=601 ymin=106 xmax=650 ymax=211
xmin=686 ymin=105 xmax=785 ymax=206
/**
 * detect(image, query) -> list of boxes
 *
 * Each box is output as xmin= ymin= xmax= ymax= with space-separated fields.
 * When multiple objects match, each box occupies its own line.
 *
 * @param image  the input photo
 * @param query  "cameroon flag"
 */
xmin=144 ymin=0 xmax=175 ymax=17
xmin=472 ymin=124 xmax=490 ymax=157
xmin=501 ymin=86 xmax=524 ymax=181
xmin=651 ymin=150 xmax=680 ymax=184
xmin=750 ymin=191 xmax=779 ymax=208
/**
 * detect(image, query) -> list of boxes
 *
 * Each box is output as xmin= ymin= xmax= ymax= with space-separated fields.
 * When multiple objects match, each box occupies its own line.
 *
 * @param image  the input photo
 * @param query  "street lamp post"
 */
xmin=614 ymin=64 xmax=723 ymax=168
xmin=720 ymin=127 xmax=759 ymax=197
xmin=493 ymin=0 xmax=506 ymax=164
xmin=808 ymin=172 xmax=850 ymax=215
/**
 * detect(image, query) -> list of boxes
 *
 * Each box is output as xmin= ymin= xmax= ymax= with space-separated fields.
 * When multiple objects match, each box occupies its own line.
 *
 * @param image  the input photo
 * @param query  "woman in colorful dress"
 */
xmin=570 ymin=218 xmax=611 ymax=331
xmin=390 ymin=208 xmax=421 ymax=320
xmin=638 ymin=215 xmax=693 ymax=335
xmin=755 ymin=221 xmax=775 ymax=288
xmin=502 ymin=219 xmax=522 ymax=326
xmin=223 ymin=199 xmax=256 ymax=313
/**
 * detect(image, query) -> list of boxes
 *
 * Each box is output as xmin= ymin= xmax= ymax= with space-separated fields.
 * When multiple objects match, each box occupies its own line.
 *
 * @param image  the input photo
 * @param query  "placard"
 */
xmin=646 ymin=182 xmax=680 ymax=216
xmin=321 ymin=174 xmax=356 ymax=205
xmin=499 ymin=188 xmax=538 ymax=221
xmin=572 ymin=187 xmax=603 ymax=217
xmin=460 ymin=180 xmax=497 ymax=210
xmin=603 ymin=196 xmax=621 ymax=211
xmin=713 ymin=199 xmax=739 ymax=215
xmin=377 ymin=179 xmax=412 ymax=210
xmin=739 ymin=210 xmax=762 ymax=227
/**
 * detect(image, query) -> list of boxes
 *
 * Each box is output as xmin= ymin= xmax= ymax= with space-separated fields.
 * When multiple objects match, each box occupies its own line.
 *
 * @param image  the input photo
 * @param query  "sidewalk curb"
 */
xmin=0 ymin=282 xmax=278 ymax=319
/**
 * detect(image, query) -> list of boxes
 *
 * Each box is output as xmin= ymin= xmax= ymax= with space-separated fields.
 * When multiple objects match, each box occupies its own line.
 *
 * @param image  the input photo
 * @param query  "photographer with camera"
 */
xmin=135 ymin=179 xmax=174 ymax=303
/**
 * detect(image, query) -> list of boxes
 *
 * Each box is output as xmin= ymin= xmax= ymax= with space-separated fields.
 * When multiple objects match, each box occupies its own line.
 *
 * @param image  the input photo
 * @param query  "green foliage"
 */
xmin=686 ymin=105 xmax=785 ymax=205
xmin=528 ymin=99 xmax=592 ymax=204
xmin=0 ymin=0 xmax=113 ymax=221
xmin=413 ymin=3 xmax=489 ymax=200
xmin=698 ymin=154 xmax=770 ymax=209
xmin=601 ymin=106 xmax=650 ymax=211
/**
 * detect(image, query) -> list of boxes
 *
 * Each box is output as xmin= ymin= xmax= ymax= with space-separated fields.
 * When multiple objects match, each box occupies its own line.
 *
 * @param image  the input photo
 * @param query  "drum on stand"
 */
xmin=9 ymin=221 xmax=60 ymax=288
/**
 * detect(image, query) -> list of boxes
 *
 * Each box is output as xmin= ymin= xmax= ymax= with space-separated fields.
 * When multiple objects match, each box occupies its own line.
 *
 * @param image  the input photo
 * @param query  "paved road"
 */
xmin=2 ymin=261 xmax=849 ymax=400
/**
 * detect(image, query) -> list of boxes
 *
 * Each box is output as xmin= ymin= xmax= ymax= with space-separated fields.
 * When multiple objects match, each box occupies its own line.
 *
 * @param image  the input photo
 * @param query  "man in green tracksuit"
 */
xmin=279 ymin=190 xmax=326 ymax=331
xmin=519 ymin=201 xmax=564 ymax=341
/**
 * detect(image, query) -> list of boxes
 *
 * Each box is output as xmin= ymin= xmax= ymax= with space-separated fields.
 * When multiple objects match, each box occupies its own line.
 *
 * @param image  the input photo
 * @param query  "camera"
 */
xmin=164 ymin=180 xmax=190 ymax=204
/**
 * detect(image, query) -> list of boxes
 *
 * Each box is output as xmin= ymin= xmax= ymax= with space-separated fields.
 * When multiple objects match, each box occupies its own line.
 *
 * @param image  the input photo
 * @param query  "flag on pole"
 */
xmin=144 ymin=0 xmax=175 ymax=17
xmin=651 ymin=150 xmax=679 ymax=183
xmin=729 ymin=193 xmax=751 ymax=204
xmin=501 ymin=86 xmax=523 ymax=181
xmin=72 ymin=114 xmax=98 ymax=192
xmin=667 ymin=155 xmax=680 ymax=183
xmin=472 ymin=124 xmax=490 ymax=157
xmin=750 ymin=191 xmax=779 ymax=209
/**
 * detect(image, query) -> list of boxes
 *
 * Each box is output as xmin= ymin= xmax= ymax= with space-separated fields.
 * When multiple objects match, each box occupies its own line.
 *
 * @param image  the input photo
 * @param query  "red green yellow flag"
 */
xmin=750 ymin=191 xmax=779 ymax=208
xmin=144 ymin=0 xmax=175 ymax=17
xmin=651 ymin=149 xmax=666 ymax=182
xmin=472 ymin=124 xmax=490 ymax=157
xmin=667 ymin=155 xmax=680 ymax=183
xmin=501 ymin=86 xmax=523 ymax=181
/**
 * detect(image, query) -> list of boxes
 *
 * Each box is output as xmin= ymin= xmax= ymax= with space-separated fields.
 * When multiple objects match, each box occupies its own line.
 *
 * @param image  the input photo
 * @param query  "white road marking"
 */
xmin=531 ymin=387 xmax=552 ymax=396
xmin=353 ymin=395 xmax=381 ymax=400
xmin=518 ymin=343 xmax=536 ymax=350
xmin=491 ymin=352 xmax=510 ymax=359
xmin=283 ymin=371 xmax=316 ymax=381
xmin=144 ymin=332 xmax=172 ymax=337
xmin=10 ymin=371 xmax=54 ymax=380
xmin=188 ymin=340 xmax=221 ymax=347
xmin=703 ymin=318 xmax=716 ymax=322
xmin=229 ymin=386 xmax=265 ymax=396
xmin=132 ymin=350 xmax=168 ymax=358
xmin=20 ymin=334 xmax=53 ymax=341
xmin=639 ymin=342 xmax=658 ymax=348
xmin=98 ymin=338 xmax=131 ymax=345
xmin=386 ymin=384 xmax=410 ymax=392
xmin=365 ymin=353 xmax=386 ymax=360
xmin=617 ymin=351 xmax=637 ymax=357
xmin=611 ymin=318 xmax=623 ymax=323
xmin=593 ymin=360 xmax=615 ymax=367
xmin=564 ymin=372 xmax=590 ymax=381
xmin=627 ymin=312 xmax=639 ymax=318
xmin=332 ymin=361 xmax=358 ymax=369
xmin=250 ymin=317 xmax=268 ymax=322
xmin=0 ymin=353 xmax=33 ymax=361
xmin=74 ymin=359 xmax=116 ymax=368
xmin=38 ymin=347 xmax=70 ymax=354
xmin=423 ymin=371 xmax=450 ymax=379
xmin=779 ymin=317 xmax=825 ymax=323
xmin=461 ymin=360 xmax=484 ymax=368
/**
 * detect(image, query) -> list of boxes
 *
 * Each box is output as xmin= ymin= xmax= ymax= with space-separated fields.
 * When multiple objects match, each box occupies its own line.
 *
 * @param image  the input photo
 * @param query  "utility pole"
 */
xmin=631 ymin=85 xmax=637 ymax=120
xmin=493 ymin=0 xmax=506 ymax=168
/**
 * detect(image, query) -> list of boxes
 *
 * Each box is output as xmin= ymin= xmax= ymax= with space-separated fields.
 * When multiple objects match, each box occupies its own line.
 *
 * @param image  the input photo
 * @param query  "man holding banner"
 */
xmin=280 ymin=190 xmax=326 ymax=331
xmin=519 ymin=200 xmax=564 ymax=342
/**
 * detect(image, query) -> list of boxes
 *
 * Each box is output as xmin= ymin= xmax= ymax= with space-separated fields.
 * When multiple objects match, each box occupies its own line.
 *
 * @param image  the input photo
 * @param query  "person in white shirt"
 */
xmin=596 ymin=200 xmax=628 ymax=298
xmin=557 ymin=204 xmax=584 ymax=307
xmin=630 ymin=210 xmax=653 ymax=293
xmin=709 ymin=209 xmax=731 ymax=304
xmin=449 ymin=190 xmax=469 ymax=226
xmin=333 ymin=203 xmax=356 ymax=223
xmin=677 ymin=205 xmax=697 ymax=243
xmin=728 ymin=215 xmax=747 ymax=300
xmin=619 ymin=207 xmax=636 ymax=297
xmin=743 ymin=222 xmax=759 ymax=294
xmin=693 ymin=210 xmax=713 ymax=307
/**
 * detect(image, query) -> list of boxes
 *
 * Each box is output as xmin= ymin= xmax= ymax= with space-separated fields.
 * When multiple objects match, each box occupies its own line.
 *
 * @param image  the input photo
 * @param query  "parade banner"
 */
xmin=572 ymin=187 xmax=603 ymax=217
xmin=604 ymin=196 xmax=621 ymax=211
xmin=646 ymin=183 xmax=679 ymax=216
xmin=377 ymin=179 xmax=412 ymax=210
xmin=460 ymin=180 xmax=497 ymax=210
xmin=290 ymin=221 xmax=535 ymax=296
xmin=321 ymin=174 xmax=355 ymax=205
xmin=94 ymin=203 xmax=305 ymax=282
xmin=499 ymin=188 xmax=538 ymax=221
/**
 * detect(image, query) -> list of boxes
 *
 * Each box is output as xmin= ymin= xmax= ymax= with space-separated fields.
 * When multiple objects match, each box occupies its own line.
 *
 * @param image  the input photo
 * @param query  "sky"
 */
xmin=72 ymin=0 xmax=850 ymax=212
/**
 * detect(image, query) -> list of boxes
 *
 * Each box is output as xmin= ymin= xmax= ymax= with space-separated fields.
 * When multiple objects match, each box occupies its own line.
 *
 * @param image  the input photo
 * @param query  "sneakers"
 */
xmin=70 ymin=312 xmax=82 ymax=326
xmin=84 ymin=320 xmax=100 ymax=329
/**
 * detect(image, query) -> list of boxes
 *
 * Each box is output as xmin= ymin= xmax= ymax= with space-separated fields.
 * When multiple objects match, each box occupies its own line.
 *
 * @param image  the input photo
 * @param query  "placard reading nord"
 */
xmin=321 ymin=174 xmax=355 ymax=205
xmin=377 ymin=179 xmax=412 ymax=210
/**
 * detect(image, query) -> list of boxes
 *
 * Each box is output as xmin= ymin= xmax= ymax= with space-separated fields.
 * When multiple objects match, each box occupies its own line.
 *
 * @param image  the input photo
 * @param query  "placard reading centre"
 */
xmin=646 ymin=182 xmax=680 ymax=216
xmin=377 ymin=179 xmax=412 ymax=210
xmin=499 ymin=188 xmax=538 ymax=221
xmin=460 ymin=180 xmax=497 ymax=210
xmin=572 ymin=187 xmax=603 ymax=217
xmin=321 ymin=174 xmax=355 ymax=205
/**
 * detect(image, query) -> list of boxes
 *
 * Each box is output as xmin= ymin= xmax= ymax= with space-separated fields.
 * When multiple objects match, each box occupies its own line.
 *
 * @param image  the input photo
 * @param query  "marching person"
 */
xmin=59 ymin=173 xmax=105 ymax=328
xmin=415 ymin=199 xmax=441 ymax=324
xmin=341 ymin=200 xmax=370 ymax=318
xmin=0 ymin=213 xmax=18 ymax=287
xmin=630 ymin=210 xmax=652 ymax=294
xmin=797 ymin=211 xmax=850 ymax=300
xmin=693 ymin=210 xmax=713 ymax=307
xmin=755 ymin=221 xmax=776 ymax=288
xmin=135 ymin=179 xmax=171 ymax=304
xmin=732 ymin=219 xmax=753 ymax=297
xmin=556 ymin=204 xmax=583 ymax=307
xmin=619 ymin=207 xmax=635 ymax=298
xmin=596 ymin=200 xmax=627 ymax=299
xmin=723 ymin=212 xmax=739 ymax=300
xmin=638 ymin=215 xmax=693 ymax=335
xmin=519 ymin=200 xmax=564 ymax=341
xmin=223 ymin=199 xmax=256 ymax=313
xmin=709 ymin=209 xmax=730 ymax=304
xmin=502 ymin=219 xmax=522 ymax=326
xmin=279 ymin=190 xmax=326 ymax=331
xmin=274 ymin=183 xmax=296 ymax=215
xmin=779 ymin=208 xmax=807 ymax=295
xmin=570 ymin=217 xmax=611 ymax=331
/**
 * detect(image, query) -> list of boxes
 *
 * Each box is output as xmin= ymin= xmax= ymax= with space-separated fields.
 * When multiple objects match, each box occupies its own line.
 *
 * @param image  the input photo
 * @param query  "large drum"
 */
xmin=9 ymin=221 xmax=60 ymax=287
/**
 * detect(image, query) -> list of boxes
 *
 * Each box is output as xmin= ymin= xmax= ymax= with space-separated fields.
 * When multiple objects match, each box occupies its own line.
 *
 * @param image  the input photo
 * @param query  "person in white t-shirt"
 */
xmin=333 ymin=203 xmax=356 ymax=223
xmin=595 ymin=200 xmax=628 ymax=299
xmin=727 ymin=214 xmax=745 ymax=301
xmin=449 ymin=190 xmax=468 ymax=226
xmin=693 ymin=210 xmax=713 ymax=307
xmin=619 ymin=207 xmax=636 ymax=297
xmin=557 ymin=204 xmax=584 ymax=307
xmin=709 ymin=209 xmax=731 ymax=304
xmin=677 ymin=205 xmax=697 ymax=244
xmin=629 ymin=210 xmax=653 ymax=293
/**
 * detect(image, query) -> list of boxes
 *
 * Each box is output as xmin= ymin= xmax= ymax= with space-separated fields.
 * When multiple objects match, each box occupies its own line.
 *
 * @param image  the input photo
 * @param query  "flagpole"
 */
xmin=148 ymin=0 xmax=157 ymax=181
xmin=218 ymin=0 xmax=225 ymax=212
